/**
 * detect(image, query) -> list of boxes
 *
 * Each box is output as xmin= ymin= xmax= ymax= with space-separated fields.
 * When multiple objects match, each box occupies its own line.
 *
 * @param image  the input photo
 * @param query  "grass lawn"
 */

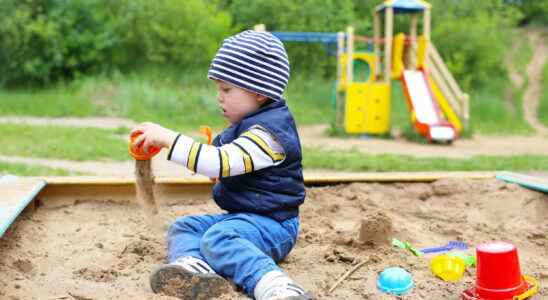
xmin=508 ymin=30 xmax=534 ymax=79
xmin=0 ymin=67 xmax=334 ymax=132
xmin=539 ymin=62 xmax=548 ymax=127
xmin=0 ymin=48 xmax=535 ymax=136
xmin=468 ymin=78 xmax=534 ymax=135
xmin=0 ymin=28 xmax=541 ymax=173
xmin=0 ymin=83 xmax=97 ymax=117
xmin=1 ymin=161 xmax=73 ymax=176
xmin=303 ymin=148 xmax=548 ymax=172
xmin=2 ymin=124 xmax=128 ymax=161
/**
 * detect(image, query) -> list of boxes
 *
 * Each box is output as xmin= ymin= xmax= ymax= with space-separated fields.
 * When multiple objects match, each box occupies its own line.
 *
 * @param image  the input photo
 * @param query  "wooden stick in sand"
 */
xmin=134 ymin=159 xmax=158 ymax=216
xmin=328 ymin=259 xmax=368 ymax=294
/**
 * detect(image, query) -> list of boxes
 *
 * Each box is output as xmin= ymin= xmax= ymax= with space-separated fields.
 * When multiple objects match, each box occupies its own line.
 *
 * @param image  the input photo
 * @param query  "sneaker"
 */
xmin=255 ymin=270 xmax=314 ymax=300
xmin=260 ymin=282 xmax=314 ymax=300
xmin=150 ymin=264 xmax=231 ymax=299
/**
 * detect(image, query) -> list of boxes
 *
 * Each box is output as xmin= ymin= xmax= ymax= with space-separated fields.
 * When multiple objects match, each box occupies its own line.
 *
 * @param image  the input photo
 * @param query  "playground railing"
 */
xmin=412 ymin=43 xmax=470 ymax=128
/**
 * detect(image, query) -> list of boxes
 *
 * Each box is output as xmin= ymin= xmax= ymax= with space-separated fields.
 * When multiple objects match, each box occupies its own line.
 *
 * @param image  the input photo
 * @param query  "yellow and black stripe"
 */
xmin=218 ymin=149 xmax=230 ymax=178
xmin=186 ymin=142 xmax=203 ymax=173
xmin=241 ymin=131 xmax=285 ymax=162
xmin=232 ymin=142 xmax=254 ymax=173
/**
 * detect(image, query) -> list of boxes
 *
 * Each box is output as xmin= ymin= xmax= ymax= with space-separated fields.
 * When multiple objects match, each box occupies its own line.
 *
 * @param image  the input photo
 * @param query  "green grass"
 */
xmin=0 ymin=82 xmax=97 ymax=117
xmin=303 ymin=148 xmax=548 ymax=172
xmin=0 ymin=67 xmax=334 ymax=132
xmin=469 ymin=78 xmax=534 ymax=135
xmin=539 ymin=62 xmax=548 ymax=127
xmin=0 ymin=60 xmax=536 ymax=137
xmin=285 ymin=74 xmax=334 ymax=125
xmin=508 ymin=30 xmax=534 ymax=79
xmin=390 ymin=81 xmax=411 ymax=132
xmin=0 ymin=161 xmax=73 ymax=176
xmin=2 ymin=124 xmax=128 ymax=161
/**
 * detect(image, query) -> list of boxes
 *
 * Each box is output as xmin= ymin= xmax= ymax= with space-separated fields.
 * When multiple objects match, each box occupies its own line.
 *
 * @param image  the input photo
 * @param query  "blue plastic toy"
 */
xmin=377 ymin=267 xmax=414 ymax=295
xmin=419 ymin=240 xmax=467 ymax=254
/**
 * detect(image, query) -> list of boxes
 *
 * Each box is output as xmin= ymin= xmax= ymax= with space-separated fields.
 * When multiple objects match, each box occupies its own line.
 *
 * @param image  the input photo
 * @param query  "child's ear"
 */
xmin=256 ymin=94 xmax=268 ymax=104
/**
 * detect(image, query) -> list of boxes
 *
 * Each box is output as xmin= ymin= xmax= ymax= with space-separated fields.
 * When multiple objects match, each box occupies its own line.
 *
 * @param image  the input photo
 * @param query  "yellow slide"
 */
xmin=426 ymin=75 xmax=463 ymax=133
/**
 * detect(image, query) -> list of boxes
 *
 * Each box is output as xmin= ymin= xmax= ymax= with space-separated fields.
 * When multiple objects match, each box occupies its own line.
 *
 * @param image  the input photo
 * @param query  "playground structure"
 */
xmin=263 ymin=0 xmax=469 ymax=143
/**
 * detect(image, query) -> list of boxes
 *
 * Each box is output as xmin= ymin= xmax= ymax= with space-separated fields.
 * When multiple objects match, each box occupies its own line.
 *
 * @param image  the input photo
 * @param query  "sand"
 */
xmin=134 ymin=159 xmax=159 ymax=216
xmin=1 ymin=178 xmax=548 ymax=299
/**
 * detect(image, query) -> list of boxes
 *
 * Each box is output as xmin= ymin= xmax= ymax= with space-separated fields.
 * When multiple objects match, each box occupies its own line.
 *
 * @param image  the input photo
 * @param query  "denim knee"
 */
xmin=168 ymin=215 xmax=204 ymax=236
xmin=199 ymin=226 xmax=234 ymax=261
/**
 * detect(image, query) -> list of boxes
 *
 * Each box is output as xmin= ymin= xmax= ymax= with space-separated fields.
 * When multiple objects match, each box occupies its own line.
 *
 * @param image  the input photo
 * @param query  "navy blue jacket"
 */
xmin=212 ymin=100 xmax=306 ymax=221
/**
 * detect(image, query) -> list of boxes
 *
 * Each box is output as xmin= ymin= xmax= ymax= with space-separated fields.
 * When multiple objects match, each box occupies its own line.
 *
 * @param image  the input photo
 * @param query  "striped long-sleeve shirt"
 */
xmin=168 ymin=125 xmax=285 ymax=178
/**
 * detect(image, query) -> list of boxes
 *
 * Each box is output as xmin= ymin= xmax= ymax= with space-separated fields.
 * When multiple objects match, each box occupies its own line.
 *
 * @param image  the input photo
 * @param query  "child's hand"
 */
xmin=130 ymin=122 xmax=178 ymax=153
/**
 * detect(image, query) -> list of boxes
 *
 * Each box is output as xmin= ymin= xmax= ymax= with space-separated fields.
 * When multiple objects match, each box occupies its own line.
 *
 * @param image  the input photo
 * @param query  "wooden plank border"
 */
xmin=31 ymin=172 xmax=495 ymax=206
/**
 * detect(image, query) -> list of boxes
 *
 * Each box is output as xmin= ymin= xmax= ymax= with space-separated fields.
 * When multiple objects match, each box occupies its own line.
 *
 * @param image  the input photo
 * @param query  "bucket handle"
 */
xmin=513 ymin=275 xmax=539 ymax=300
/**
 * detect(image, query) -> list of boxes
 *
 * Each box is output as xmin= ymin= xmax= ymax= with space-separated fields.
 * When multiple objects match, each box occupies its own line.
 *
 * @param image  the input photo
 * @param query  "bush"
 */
xmin=223 ymin=0 xmax=360 ymax=77
xmin=429 ymin=0 xmax=521 ymax=89
xmin=130 ymin=0 xmax=232 ymax=67
xmin=0 ymin=0 xmax=529 ymax=90
xmin=0 ymin=0 xmax=232 ymax=85
xmin=0 ymin=0 xmax=129 ymax=84
xmin=508 ymin=0 xmax=548 ymax=25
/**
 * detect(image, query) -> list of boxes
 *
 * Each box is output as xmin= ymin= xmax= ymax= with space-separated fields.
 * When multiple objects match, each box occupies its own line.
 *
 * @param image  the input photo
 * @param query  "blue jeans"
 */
xmin=166 ymin=212 xmax=299 ymax=297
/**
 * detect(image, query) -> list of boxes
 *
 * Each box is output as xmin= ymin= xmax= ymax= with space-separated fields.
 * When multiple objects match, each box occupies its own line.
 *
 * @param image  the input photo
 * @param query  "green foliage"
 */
xmin=223 ymin=0 xmax=359 ymax=76
xmin=430 ymin=0 xmax=521 ymax=90
xmin=0 ymin=0 xmax=232 ymax=85
xmin=508 ymin=0 xmax=548 ymax=25
xmin=0 ymin=0 xmax=130 ymax=84
xmin=131 ymin=0 xmax=232 ymax=67
xmin=0 ymin=0 xmax=530 ymax=90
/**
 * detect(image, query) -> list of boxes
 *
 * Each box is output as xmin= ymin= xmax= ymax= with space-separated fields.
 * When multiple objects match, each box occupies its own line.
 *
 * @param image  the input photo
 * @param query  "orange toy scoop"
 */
xmin=200 ymin=126 xmax=213 ymax=145
xmin=128 ymin=131 xmax=161 ymax=160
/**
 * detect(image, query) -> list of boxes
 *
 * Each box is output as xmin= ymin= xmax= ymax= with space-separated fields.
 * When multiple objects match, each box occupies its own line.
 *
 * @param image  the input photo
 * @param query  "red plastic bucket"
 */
xmin=461 ymin=242 xmax=529 ymax=300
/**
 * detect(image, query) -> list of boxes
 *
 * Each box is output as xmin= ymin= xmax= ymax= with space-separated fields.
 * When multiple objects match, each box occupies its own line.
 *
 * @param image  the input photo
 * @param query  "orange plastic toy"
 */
xmin=128 ymin=131 xmax=161 ymax=160
xmin=200 ymin=125 xmax=213 ymax=145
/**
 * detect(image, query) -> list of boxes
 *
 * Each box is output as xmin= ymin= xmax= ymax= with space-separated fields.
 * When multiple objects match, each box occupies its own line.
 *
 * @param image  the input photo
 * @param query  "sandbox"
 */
xmin=1 ymin=177 xmax=547 ymax=299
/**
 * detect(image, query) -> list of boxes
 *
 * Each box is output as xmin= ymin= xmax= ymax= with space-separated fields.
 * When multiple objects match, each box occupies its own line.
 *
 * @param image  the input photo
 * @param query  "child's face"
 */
xmin=215 ymin=80 xmax=267 ymax=124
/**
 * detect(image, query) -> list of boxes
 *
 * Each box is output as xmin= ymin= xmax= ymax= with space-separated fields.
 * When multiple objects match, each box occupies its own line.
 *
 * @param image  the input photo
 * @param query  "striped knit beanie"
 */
xmin=208 ymin=30 xmax=290 ymax=102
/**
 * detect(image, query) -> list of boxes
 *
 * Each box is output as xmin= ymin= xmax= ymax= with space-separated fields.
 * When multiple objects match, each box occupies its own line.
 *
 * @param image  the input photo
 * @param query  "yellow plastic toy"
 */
xmin=344 ymin=82 xmax=390 ymax=134
xmin=391 ymin=33 xmax=405 ymax=79
xmin=431 ymin=254 xmax=465 ymax=282
xmin=514 ymin=275 xmax=540 ymax=300
xmin=338 ymin=51 xmax=390 ymax=134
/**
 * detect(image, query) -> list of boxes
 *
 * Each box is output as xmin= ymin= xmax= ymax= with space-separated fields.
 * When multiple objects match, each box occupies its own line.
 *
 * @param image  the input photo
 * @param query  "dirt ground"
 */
xmin=1 ymin=178 xmax=547 ymax=300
